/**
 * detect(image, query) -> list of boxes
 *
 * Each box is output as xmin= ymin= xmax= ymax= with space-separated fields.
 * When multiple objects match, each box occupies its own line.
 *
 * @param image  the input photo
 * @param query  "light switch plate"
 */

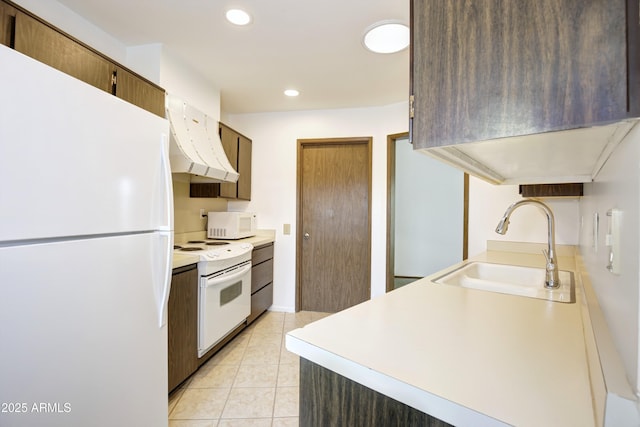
xmin=283 ymin=223 xmax=291 ymax=235
xmin=606 ymin=208 xmax=622 ymax=275
xmin=593 ymin=212 xmax=599 ymax=252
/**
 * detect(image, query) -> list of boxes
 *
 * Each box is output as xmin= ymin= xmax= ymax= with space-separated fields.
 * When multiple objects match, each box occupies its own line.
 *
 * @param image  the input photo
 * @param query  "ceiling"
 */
xmin=56 ymin=0 xmax=410 ymax=115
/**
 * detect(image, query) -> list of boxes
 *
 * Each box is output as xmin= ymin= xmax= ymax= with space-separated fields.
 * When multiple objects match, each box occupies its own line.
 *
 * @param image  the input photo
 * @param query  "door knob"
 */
xmin=304 ymin=232 xmax=310 ymax=240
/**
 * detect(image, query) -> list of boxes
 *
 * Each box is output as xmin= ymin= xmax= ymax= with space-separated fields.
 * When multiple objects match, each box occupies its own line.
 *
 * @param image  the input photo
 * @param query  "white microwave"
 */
xmin=207 ymin=212 xmax=257 ymax=240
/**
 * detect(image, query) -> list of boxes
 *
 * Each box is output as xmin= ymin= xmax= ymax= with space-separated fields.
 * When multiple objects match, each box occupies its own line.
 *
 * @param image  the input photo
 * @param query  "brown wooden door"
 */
xmin=297 ymin=138 xmax=372 ymax=313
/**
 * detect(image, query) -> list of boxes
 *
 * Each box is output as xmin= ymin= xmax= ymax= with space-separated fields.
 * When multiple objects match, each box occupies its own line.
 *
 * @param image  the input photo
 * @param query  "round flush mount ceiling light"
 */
xmin=284 ymin=89 xmax=300 ymax=97
xmin=363 ymin=21 xmax=409 ymax=54
xmin=226 ymin=9 xmax=252 ymax=26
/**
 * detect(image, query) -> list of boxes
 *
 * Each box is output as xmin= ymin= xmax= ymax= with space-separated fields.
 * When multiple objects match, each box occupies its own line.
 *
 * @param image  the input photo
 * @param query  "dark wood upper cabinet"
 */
xmin=219 ymin=124 xmax=240 ymax=199
xmin=3 ymin=0 xmax=165 ymax=117
xmin=0 ymin=0 xmax=15 ymax=47
xmin=114 ymin=66 xmax=166 ymax=118
xmin=411 ymin=0 xmax=638 ymax=149
xmin=237 ymin=134 xmax=252 ymax=200
xmin=219 ymin=123 xmax=252 ymax=201
xmin=14 ymin=11 xmax=113 ymax=92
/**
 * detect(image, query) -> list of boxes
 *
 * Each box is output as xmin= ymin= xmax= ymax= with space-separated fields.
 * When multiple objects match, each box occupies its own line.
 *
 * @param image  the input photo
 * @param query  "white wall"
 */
xmin=579 ymin=125 xmax=640 ymax=394
xmin=226 ymin=103 xmax=408 ymax=311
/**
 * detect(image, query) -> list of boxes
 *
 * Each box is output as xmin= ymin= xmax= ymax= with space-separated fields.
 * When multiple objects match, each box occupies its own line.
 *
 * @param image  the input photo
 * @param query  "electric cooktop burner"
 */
xmin=174 ymin=245 xmax=182 ymax=250
xmin=206 ymin=242 xmax=230 ymax=246
xmin=179 ymin=247 xmax=203 ymax=252
xmin=187 ymin=240 xmax=205 ymax=244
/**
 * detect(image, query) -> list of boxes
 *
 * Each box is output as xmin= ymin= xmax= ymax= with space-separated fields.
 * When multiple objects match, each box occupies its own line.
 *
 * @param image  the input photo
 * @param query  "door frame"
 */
xmin=295 ymin=137 xmax=373 ymax=311
xmin=386 ymin=132 xmax=469 ymax=292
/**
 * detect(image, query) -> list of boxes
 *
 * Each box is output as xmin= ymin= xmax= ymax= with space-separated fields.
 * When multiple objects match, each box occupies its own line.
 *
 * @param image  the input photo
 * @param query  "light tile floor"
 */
xmin=168 ymin=311 xmax=330 ymax=427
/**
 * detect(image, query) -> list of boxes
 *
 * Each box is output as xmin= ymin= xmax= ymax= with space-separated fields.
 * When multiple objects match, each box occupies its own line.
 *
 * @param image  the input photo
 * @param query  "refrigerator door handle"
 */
xmin=154 ymin=231 xmax=173 ymax=328
xmin=159 ymin=133 xmax=174 ymax=232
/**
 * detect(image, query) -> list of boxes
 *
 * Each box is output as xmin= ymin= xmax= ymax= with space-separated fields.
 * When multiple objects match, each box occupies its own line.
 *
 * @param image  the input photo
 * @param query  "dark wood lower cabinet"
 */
xmin=300 ymin=358 xmax=453 ymax=427
xmin=168 ymin=264 xmax=199 ymax=392
xmin=248 ymin=243 xmax=274 ymax=324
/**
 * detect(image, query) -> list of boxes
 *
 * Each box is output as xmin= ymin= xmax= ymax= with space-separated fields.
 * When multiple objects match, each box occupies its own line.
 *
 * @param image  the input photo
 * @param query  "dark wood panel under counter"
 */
xmin=168 ymin=264 xmax=198 ymax=392
xmin=300 ymin=358 xmax=453 ymax=427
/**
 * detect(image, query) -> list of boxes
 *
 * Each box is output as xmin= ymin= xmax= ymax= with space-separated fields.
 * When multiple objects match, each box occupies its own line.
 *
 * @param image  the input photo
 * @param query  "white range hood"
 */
xmin=422 ymin=119 xmax=639 ymax=185
xmin=166 ymin=94 xmax=239 ymax=183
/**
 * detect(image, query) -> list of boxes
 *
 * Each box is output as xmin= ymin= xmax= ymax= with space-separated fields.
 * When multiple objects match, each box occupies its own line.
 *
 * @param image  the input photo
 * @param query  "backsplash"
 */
xmin=172 ymin=173 xmax=227 ymax=242
xmin=579 ymin=123 xmax=640 ymax=395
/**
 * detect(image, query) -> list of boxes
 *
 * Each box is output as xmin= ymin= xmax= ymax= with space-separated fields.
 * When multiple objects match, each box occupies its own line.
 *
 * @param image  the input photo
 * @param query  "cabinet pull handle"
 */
xmin=111 ymin=70 xmax=117 ymax=95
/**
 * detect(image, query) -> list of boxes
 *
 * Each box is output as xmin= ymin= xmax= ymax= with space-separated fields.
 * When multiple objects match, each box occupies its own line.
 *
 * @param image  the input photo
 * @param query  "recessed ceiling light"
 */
xmin=226 ymin=9 xmax=251 ymax=26
xmin=363 ymin=21 xmax=409 ymax=54
xmin=284 ymin=89 xmax=299 ymax=97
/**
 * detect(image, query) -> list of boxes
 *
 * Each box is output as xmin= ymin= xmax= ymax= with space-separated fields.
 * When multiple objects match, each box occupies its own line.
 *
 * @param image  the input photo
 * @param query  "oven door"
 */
xmin=198 ymin=261 xmax=251 ymax=357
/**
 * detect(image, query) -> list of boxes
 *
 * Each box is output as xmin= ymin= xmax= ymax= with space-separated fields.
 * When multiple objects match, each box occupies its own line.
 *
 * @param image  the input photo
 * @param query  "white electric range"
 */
xmin=174 ymin=240 xmax=253 ymax=357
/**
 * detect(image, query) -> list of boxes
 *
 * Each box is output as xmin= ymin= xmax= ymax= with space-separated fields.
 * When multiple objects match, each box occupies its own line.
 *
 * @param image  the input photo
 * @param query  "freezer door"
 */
xmin=0 ymin=233 xmax=168 ymax=427
xmin=0 ymin=45 xmax=172 ymax=242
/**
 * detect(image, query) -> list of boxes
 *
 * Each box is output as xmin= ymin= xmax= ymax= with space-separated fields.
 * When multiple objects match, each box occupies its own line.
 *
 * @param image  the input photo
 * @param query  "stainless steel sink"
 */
xmin=434 ymin=262 xmax=575 ymax=303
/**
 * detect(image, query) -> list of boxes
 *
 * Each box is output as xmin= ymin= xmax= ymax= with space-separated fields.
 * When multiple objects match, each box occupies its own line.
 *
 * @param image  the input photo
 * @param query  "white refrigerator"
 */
xmin=0 ymin=46 xmax=172 ymax=426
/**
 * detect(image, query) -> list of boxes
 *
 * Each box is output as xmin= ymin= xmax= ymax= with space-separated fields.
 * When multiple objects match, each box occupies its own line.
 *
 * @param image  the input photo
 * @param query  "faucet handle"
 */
xmin=542 ymin=249 xmax=550 ymax=262
xmin=542 ymin=249 xmax=555 ymax=271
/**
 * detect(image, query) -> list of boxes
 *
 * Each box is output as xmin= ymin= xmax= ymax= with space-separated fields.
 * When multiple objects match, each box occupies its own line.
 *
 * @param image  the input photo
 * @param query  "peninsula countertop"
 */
xmin=286 ymin=242 xmax=595 ymax=427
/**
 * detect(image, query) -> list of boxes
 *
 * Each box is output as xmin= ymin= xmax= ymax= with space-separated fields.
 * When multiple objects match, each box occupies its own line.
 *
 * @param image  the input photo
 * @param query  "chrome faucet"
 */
xmin=495 ymin=199 xmax=560 ymax=289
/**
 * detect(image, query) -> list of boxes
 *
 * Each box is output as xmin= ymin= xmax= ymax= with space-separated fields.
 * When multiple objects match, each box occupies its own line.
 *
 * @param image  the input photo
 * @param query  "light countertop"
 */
xmin=286 ymin=242 xmax=595 ymax=427
xmin=172 ymin=229 xmax=275 ymax=270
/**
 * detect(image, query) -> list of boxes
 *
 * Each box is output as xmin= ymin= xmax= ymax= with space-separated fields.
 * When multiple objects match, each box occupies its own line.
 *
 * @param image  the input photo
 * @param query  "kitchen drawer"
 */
xmin=252 ymin=243 xmax=274 ymax=265
xmin=247 ymin=282 xmax=273 ymax=324
xmin=251 ymin=258 xmax=273 ymax=294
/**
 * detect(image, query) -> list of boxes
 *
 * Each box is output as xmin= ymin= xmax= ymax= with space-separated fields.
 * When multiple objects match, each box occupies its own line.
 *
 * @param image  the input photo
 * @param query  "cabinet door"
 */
xmin=411 ymin=0 xmax=629 ymax=148
xmin=14 ymin=11 xmax=113 ymax=93
xmin=219 ymin=124 xmax=239 ymax=198
xmin=168 ymin=266 xmax=199 ymax=392
xmin=114 ymin=66 xmax=166 ymax=117
xmin=237 ymin=134 xmax=252 ymax=200
xmin=0 ymin=1 xmax=15 ymax=47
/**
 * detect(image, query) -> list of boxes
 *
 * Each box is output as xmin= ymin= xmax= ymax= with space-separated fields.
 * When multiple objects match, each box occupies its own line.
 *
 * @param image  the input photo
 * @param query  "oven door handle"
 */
xmin=204 ymin=263 xmax=251 ymax=287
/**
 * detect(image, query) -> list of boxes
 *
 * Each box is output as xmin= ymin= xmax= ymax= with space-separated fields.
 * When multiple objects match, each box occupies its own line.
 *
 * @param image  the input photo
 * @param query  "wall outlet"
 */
xmin=200 ymin=208 xmax=206 ymax=218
